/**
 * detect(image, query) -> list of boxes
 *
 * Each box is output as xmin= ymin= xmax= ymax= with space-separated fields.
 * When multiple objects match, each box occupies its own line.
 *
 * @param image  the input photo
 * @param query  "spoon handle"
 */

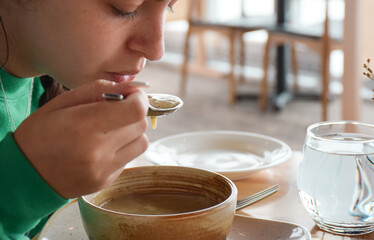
xmin=102 ymin=93 xmax=124 ymax=101
xmin=101 ymin=81 xmax=149 ymax=101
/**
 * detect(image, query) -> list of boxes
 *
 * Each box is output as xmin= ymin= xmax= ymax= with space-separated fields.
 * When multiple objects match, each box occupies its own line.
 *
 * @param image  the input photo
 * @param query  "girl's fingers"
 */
xmin=104 ymin=118 xmax=149 ymax=150
xmin=69 ymin=90 xmax=149 ymax=132
xmin=18 ymin=80 xmax=150 ymax=198
xmin=73 ymin=132 xmax=148 ymax=195
xmin=42 ymin=80 xmax=148 ymax=111
xmin=113 ymin=133 xmax=149 ymax=170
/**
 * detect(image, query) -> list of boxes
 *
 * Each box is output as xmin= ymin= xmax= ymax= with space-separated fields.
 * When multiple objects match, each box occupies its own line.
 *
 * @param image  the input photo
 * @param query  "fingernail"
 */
xmin=129 ymin=81 xmax=149 ymax=87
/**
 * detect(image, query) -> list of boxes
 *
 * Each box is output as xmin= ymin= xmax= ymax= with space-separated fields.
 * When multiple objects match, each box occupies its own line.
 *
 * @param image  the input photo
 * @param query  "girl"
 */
xmin=0 ymin=0 xmax=177 ymax=238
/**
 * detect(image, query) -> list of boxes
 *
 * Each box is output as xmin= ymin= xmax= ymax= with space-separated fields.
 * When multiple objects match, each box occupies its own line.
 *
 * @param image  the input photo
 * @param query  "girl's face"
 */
xmin=1 ymin=0 xmax=177 ymax=88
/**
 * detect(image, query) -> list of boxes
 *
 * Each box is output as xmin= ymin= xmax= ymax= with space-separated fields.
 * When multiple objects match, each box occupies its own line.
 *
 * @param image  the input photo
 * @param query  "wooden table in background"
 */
xmin=128 ymin=151 xmax=374 ymax=240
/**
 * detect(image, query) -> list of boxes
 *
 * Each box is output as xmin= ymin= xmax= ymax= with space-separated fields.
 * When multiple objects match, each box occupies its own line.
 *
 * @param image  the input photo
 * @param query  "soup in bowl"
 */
xmin=78 ymin=166 xmax=237 ymax=240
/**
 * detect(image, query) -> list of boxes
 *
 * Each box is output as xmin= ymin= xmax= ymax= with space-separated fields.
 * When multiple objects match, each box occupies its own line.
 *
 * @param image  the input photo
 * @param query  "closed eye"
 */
xmin=112 ymin=6 xmax=138 ymax=20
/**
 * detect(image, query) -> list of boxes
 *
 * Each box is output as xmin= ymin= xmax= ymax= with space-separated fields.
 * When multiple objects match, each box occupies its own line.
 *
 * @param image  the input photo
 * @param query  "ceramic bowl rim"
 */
xmin=79 ymin=165 xmax=238 ymax=218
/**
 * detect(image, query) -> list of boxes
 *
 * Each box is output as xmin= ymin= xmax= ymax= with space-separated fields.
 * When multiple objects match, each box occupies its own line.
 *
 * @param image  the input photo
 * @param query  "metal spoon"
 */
xmin=101 ymin=93 xmax=183 ymax=117
xmin=147 ymin=93 xmax=183 ymax=117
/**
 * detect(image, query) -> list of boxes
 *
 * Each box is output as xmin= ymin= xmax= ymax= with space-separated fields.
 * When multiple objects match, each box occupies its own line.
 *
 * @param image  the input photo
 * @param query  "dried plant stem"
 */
xmin=363 ymin=59 xmax=374 ymax=101
xmin=363 ymin=59 xmax=374 ymax=80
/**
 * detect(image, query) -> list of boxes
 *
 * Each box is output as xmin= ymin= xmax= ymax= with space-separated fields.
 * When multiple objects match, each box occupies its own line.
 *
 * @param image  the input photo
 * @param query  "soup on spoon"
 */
xmin=102 ymin=92 xmax=182 ymax=129
xmin=147 ymin=94 xmax=183 ymax=129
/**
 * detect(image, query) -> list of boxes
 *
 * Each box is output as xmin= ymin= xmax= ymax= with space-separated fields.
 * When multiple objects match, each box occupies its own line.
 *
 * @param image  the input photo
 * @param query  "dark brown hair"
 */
xmin=0 ymin=16 xmax=66 ymax=107
xmin=38 ymin=75 xmax=67 ymax=106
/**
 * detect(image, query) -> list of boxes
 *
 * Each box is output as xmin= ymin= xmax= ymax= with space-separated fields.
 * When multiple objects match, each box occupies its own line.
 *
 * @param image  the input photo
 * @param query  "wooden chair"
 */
xmin=180 ymin=0 xmax=271 ymax=104
xmin=259 ymin=0 xmax=343 ymax=120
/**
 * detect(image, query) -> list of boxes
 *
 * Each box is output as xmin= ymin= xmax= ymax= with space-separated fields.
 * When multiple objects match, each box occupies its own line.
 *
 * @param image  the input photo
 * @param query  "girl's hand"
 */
xmin=13 ymin=80 xmax=149 ymax=199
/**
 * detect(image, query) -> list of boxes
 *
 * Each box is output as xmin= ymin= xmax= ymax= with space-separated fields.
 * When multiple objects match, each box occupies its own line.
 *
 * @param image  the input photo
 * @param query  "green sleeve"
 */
xmin=0 ymin=132 xmax=69 ymax=239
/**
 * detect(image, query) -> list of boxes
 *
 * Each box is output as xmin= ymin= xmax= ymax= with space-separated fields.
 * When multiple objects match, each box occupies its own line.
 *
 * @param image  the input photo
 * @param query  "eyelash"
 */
xmin=112 ymin=7 xmax=138 ymax=20
xmin=113 ymin=4 xmax=174 ymax=20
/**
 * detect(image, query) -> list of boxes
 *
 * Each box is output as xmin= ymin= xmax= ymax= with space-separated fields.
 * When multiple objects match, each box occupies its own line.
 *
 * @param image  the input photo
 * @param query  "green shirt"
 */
xmin=0 ymin=68 xmax=69 ymax=239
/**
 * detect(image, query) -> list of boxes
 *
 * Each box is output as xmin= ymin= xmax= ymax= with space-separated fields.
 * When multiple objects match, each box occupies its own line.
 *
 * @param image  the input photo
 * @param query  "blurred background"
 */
xmin=138 ymin=0 xmax=374 ymax=150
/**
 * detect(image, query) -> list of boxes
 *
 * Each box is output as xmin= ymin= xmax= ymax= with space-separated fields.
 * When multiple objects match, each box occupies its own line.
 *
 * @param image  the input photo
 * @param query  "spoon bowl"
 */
xmin=147 ymin=93 xmax=183 ymax=117
xmin=102 ymin=93 xmax=183 ymax=117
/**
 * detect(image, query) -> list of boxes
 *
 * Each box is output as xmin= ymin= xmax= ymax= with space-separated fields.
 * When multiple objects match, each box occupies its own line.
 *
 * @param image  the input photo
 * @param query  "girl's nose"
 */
xmin=127 ymin=12 xmax=166 ymax=61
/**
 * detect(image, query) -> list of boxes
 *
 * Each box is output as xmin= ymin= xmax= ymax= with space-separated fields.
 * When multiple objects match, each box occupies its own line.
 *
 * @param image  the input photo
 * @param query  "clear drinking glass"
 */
xmin=297 ymin=121 xmax=374 ymax=235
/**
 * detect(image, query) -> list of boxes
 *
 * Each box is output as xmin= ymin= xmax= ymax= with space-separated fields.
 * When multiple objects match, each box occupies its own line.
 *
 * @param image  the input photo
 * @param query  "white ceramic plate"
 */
xmin=145 ymin=131 xmax=292 ymax=180
xmin=38 ymin=200 xmax=311 ymax=240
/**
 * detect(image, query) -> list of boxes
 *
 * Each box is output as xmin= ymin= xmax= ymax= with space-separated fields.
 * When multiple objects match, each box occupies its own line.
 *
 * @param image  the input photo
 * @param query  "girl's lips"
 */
xmin=106 ymin=73 xmax=137 ymax=83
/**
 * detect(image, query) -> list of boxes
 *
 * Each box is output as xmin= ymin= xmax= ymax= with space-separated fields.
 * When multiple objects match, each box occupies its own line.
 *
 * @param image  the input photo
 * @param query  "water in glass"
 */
xmin=298 ymin=122 xmax=374 ymax=235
